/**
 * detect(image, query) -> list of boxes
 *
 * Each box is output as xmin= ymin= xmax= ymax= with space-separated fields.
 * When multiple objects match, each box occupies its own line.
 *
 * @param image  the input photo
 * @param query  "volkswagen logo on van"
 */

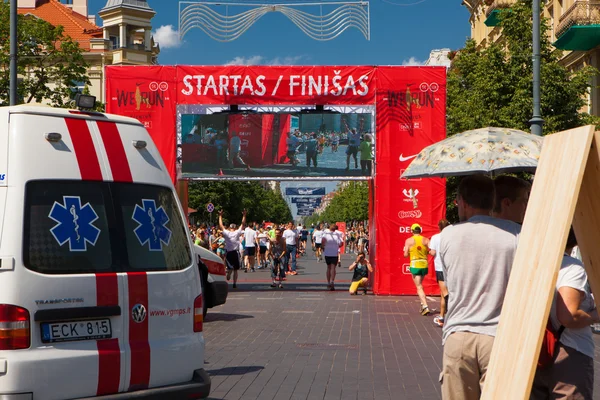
xmin=132 ymin=304 xmax=147 ymax=323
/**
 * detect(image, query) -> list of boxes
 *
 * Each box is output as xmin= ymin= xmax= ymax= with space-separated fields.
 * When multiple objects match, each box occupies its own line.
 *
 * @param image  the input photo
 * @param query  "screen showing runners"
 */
xmin=180 ymin=111 xmax=374 ymax=179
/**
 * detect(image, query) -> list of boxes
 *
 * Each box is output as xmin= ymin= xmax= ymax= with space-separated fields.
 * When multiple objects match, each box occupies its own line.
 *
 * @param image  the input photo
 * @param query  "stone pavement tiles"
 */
xmin=203 ymin=250 xmax=600 ymax=399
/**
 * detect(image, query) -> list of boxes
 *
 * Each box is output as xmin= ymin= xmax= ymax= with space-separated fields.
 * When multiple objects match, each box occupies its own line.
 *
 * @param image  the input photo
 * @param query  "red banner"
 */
xmin=105 ymin=65 xmax=447 ymax=296
xmin=106 ymin=66 xmax=178 ymax=182
xmin=176 ymin=66 xmax=375 ymax=105
xmin=373 ymin=67 xmax=447 ymax=295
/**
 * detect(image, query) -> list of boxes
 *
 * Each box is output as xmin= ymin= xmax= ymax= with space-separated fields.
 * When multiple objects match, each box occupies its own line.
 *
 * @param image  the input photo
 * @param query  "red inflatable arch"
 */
xmin=106 ymin=66 xmax=447 ymax=295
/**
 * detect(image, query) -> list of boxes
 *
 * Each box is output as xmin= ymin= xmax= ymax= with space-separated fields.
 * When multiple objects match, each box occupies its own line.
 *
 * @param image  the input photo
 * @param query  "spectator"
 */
xmin=439 ymin=175 xmax=521 ymax=400
xmin=348 ymin=252 xmax=373 ymax=295
xmin=530 ymin=228 xmax=599 ymax=399
xmin=492 ymin=175 xmax=531 ymax=224
xmin=429 ymin=219 xmax=451 ymax=328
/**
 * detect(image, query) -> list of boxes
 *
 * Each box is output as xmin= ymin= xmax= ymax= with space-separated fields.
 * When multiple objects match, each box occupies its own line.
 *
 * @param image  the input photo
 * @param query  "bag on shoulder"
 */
xmin=537 ymin=319 xmax=565 ymax=369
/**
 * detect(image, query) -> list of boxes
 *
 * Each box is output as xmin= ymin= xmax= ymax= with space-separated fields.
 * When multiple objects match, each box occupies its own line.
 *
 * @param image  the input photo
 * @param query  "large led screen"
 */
xmin=181 ymin=112 xmax=374 ymax=179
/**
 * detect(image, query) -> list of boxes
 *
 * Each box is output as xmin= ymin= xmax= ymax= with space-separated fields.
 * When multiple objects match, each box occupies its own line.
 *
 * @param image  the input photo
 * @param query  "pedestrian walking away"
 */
xmin=218 ymin=209 xmax=247 ymax=289
xmin=270 ymin=228 xmax=287 ymax=288
xmin=322 ymin=223 xmax=343 ymax=291
xmin=312 ymin=223 xmax=324 ymax=261
xmin=439 ymin=175 xmax=521 ymax=400
xmin=404 ymin=223 xmax=431 ymax=316
xmin=283 ymin=222 xmax=299 ymax=275
xmin=244 ymin=223 xmax=259 ymax=272
xmin=429 ymin=219 xmax=451 ymax=327
xmin=348 ymin=252 xmax=373 ymax=295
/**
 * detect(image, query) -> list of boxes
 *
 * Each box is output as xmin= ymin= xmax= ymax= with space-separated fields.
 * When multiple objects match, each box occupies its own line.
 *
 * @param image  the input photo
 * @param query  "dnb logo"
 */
xmin=49 ymin=196 xmax=101 ymax=251
xmin=132 ymin=199 xmax=172 ymax=251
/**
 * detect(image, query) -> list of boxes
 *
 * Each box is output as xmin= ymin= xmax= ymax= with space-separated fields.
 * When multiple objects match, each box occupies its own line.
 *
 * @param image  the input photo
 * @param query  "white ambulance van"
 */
xmin=0 ymin=105 xmax=211 ymax=399
xmin=193 ymin=245 xmax=227 ymax=316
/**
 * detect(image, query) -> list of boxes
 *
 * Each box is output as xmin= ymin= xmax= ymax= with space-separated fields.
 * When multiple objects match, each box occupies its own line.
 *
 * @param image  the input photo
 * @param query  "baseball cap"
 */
xmin=411 ymin=223 xmax=422 ymax=231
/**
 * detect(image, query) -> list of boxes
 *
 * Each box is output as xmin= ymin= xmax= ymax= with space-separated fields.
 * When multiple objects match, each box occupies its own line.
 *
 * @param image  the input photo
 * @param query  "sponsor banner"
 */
xmin=292 ymin=197 xmax=322 ymax=205
xmin=176 ymin=66 xmax=375 ymax=105
xmin=106 ymin=66 xmax=178 ymax=182
xmin=285 ymin=187 xmax=326 ymax=196
xmin=373 ymin=67 xmax=447 ymax=295
xmin=297 ymin=210 xmax=314 ymax=216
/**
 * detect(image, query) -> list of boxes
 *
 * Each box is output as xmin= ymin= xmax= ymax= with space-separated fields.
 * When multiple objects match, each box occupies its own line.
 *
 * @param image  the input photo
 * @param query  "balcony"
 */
xmin=484 ymin=0 xmax=514 ymax=27
xmin=554 ymin=0 xmax=600 ymax=51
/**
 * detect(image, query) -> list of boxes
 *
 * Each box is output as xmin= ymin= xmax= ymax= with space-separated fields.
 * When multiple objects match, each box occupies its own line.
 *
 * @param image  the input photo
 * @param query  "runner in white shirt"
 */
xmin=322 ymin=224 xmax=343 ymax=291
xmin=257 ymin=229 xmax=270 ymax=269
xmin=428 ymin=219 xmax=451 ymax=328
xmin=283 ymin=222 xmax=299 ymax=275
xmin=218 ymin=209 xmax=247 ymax=289
xmin=243 ymin=224 xmax=259 ymax=272
xmin=312 ymin=223 xmax=325 ymax=261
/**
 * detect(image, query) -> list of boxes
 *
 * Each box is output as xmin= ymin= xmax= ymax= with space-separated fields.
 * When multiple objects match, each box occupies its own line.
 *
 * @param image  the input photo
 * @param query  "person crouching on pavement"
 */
xmin=349 ymin=252 xmax=373 ymax=295
xmin=404 ymin=223 xmax=431 ymax=316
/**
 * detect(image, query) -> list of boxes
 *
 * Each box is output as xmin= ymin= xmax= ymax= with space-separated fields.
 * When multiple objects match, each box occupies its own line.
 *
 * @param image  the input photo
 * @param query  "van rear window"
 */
xmin=24 ymin=181 xmax=191 ymax=274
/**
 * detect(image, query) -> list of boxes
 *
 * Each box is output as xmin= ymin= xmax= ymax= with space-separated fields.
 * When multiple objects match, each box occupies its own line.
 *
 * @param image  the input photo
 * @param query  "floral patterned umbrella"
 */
xmin=401 ymin=127 xmax=543 ymax=179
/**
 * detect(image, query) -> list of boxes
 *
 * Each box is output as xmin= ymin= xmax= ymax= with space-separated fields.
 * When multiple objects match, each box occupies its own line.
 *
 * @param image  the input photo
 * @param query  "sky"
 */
xmin=88 ymin=0 xmax=471 ymax=66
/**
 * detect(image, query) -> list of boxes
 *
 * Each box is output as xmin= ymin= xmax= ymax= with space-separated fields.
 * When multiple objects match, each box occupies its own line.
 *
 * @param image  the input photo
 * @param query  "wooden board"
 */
xmin=573 ymin=132 xmax=600 ymax=311
xmin=481 ymin=125 xmax=595 ymax=400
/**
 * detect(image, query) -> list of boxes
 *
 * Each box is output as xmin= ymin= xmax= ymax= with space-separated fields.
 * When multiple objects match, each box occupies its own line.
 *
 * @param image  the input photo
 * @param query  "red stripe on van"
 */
xmin=97 ymin=121 xmax=133 ymax=183
xmin=65 ymin=118 xmax=103 ymax=181
xmin=96 ymin=273 xmax=121 ymax=396
xmin=127 ymin=272 xmax=151 ymax=391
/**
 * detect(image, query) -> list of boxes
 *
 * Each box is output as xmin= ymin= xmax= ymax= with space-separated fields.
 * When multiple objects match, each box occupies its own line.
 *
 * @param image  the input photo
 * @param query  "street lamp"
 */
xmin=529 ymin=0 xmax=544 ymax=136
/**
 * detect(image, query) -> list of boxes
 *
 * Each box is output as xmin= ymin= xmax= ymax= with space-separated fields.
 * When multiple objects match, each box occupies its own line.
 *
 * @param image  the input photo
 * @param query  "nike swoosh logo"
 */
xmin=399 ymin=154 xmax=418 ymax=162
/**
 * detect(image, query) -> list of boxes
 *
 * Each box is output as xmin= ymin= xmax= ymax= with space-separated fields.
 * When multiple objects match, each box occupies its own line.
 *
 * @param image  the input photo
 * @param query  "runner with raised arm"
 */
xmin=219 ymin=209 xmax=247 ymax=289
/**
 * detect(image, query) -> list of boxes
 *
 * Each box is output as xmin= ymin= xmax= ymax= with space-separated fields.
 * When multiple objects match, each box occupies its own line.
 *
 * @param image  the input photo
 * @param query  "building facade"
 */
xmin=462 ymin=0 xmax=600 ymax=115
xmin=17 ymin=0 xmax=159 ymax=105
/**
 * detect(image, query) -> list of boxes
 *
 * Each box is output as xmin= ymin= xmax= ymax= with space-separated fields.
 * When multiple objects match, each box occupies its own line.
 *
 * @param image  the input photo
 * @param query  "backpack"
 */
xmin=537 ymin=319 xmax=565 ymax=369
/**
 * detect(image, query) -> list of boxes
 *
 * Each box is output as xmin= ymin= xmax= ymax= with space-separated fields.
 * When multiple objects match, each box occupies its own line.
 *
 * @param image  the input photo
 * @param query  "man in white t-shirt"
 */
xmin=428 ymin=219 xmax=451 ymax=328
xmin=282 ymin=222 xmax=298 ymax=275
xmin=244 ymin=223 xmax=259 ymax=272
xmin=312 ymin=223 xmax=324 ymax=261
xmin=322 ymin=224 xmax=343 ymax=291
xmin=218 ymin=209 xmax=247 ymax=289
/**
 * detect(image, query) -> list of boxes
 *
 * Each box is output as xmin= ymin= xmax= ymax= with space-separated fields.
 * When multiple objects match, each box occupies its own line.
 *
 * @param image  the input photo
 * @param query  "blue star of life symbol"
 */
xmin=49 ymin=196 xmax=101 ymax=252
xmin=132 ymin=199 xmax=172 ymax=251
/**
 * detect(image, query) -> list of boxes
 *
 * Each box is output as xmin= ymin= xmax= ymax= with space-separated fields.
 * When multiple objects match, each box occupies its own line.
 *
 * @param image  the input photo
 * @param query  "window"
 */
xmin=24 ymin=181 xmax=113 ymax=274
xmin=110 ymin=36 xmax=119 ymax=50
xmin=61 ymin=0 xmax=74 ymax=4
xmin=115 ymin=184 xmax=192 ymax=271
xmin=24 ymin=181 xmax=191 ymax=274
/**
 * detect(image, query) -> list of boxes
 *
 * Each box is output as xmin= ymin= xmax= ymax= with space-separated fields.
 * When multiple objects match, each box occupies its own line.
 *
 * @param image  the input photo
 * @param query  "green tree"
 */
xmin=187 ymin=181 xmax=292 ymax=226
xmin=304 ymin=182 xmax=369 ymax=226
xmin=445 ymin=0 xmax=598 ymax=222
xmin=0 ymin=2 xmax=90 ymax=106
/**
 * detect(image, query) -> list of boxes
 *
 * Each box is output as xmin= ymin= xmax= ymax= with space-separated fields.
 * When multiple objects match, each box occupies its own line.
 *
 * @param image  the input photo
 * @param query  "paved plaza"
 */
xmin=203 ymin=250 xmax=600 ymax=400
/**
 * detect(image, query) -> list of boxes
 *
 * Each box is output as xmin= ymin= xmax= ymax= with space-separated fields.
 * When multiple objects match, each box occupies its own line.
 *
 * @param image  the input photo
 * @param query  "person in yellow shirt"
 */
xmin=403 ymin=223 xmax=431 ymax=315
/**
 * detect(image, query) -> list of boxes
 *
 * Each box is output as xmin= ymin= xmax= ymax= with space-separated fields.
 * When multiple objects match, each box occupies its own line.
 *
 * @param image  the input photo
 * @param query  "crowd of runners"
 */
xmin=190 ymin=215 xmax=371 ymax=293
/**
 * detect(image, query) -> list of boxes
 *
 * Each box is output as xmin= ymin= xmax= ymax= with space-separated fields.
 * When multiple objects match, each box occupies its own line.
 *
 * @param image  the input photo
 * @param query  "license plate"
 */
xmin=41 ymin=319 xmax=112 ymax=343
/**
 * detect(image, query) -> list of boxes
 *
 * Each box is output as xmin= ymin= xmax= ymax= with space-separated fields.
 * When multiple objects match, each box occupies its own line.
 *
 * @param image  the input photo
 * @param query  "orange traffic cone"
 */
xmin=218 ymin=169 xmax=224 ymax=176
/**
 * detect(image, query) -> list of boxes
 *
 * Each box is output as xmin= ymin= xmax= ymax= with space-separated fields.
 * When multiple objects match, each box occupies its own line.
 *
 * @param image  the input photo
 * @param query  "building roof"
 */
xmin=18 ymin=0 xmax=103 ymax=51
xmin=100 ymin=0 xmax=155 ymax=13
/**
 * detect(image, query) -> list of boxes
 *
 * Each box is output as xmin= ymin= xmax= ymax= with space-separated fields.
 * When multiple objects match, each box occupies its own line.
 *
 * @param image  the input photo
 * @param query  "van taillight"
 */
xmin=0 ymin=305 xmax=30 ymax=350
xmin=193 ymin=295 xmax=203 ymax=332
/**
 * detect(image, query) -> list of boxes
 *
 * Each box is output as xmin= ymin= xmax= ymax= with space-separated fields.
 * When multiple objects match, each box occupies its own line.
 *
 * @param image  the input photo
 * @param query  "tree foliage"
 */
xmin=188 ymin=181 xmax=292 ymax=226
xmin=304 ymin=182 xmax=369 ymax=226
xmin=445 ymin=0 xmax=598 ymax=222
xmin=0 ymin=2 xmax=90 ymax=106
